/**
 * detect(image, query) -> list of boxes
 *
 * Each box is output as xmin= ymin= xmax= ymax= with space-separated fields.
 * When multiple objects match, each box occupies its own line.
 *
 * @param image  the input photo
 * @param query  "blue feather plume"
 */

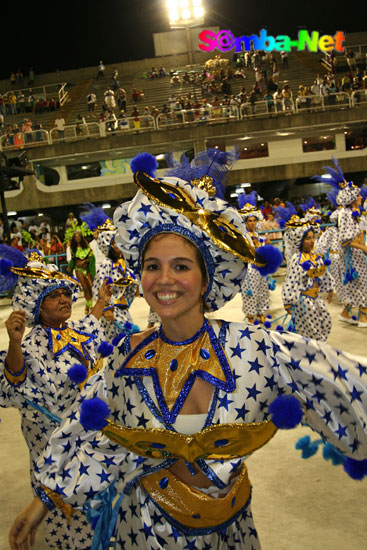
xmin=299 ymin=196 xmax=319 ymax=213
xmin=273 ymin=202 xmax=297 ymax=227
xmin=130 ymin=152 xmax=158 ymax=177
xmin=0 ymin=244 xmax=28 ymax=293
xmin=80 ymin=203 xmax=109 ymax=231
xmin=238 ymin=190 xmax=257 ymax=209
xmin=165 ymin=148 xmax=240 ymax=199
xmin=313 ymin=156 xmax=346 ymax=190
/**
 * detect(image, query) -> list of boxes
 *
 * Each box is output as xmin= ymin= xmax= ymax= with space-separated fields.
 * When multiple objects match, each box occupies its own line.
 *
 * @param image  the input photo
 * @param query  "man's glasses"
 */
xmin=44 ymin=289 xmax=72 ymax=301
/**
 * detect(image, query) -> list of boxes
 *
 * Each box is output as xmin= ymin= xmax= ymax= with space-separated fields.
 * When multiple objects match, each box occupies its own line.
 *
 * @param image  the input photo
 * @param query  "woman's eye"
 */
xmin=175 ymin=264 xmax=189 ymax=271
xmin=145 ymin=264 xmax=158 ymax=271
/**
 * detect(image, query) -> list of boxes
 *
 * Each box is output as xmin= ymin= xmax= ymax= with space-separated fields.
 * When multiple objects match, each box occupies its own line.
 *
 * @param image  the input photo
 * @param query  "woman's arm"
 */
xmin=9 ymin=497 xmax=48 ymax=550
xmin=5 ymin=311 xmax=26 ymax=375
xmin=90 ymin=279 xmax=113 ymax=320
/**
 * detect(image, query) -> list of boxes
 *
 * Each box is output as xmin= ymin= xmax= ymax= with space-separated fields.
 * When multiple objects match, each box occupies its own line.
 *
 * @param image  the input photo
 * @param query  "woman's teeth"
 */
xmin=157 ymin=293 xmax=179 ymax=301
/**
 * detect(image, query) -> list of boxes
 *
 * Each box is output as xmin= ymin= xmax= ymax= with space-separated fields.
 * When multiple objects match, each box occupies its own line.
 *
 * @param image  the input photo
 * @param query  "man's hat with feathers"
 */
xmin=238 ymin=191 xmax=263 ymax=222
xmin=80 ymin=204 xmax=117 ymax=257
xmin=0 ymin=245 xmax=80 ymax=326
xmin=313 ymin=157 xmax=360 ymax=207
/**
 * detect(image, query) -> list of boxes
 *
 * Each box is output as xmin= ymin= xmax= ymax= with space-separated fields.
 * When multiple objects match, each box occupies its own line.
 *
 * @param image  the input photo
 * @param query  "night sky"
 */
xmin=1 ymin=0 xmax=363 ymax=80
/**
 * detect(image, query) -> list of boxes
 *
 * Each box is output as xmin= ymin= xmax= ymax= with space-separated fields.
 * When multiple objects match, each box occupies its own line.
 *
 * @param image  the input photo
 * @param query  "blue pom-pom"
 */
xmin=67 ymin=363 xmax=88 ymax=384
xmin=97 ymin=341 xmax=114 ymax=357
xmin=130 ymin=152 xmax=158 ymax=177
xmin=264 ymin=321 xmax=272 ymax=329
xmin=266 ymin=314 xmax=272 ymax=319
xmin=254 ymin=245 xmax=283 ymax=276
xmin=104 ymin=277 xmax=113 ymax=285
xmin=268 ymin=395 xmax=303 ymax=429
xmin=301 ymin=260 xmax=313 ymax=271
xmin=80 ymin=398 xmax=110 ymax=431
xmin=351 ymin=315 xmax=357 ymax=321
xmin=246 ymin=289 xmax=253 ymax=296
xmin=295 ymin=435 xmax=320 ymax=458
xmin=275 ymin=324 xmax=284 ymax=331
xmin=322 ymin=442 xmax=346 ymax=466
xmin=253 ymin=319 xmax=260 ymax=325
xmin=343 ymin=457 xmax=367 ymax=480
xmin=0 ymin=258 xmax=13 ymax=275
xmin=324 ymin=258 xmax=331 ymax=266
xmin=112 ymin=333 xmax=125 ymax=346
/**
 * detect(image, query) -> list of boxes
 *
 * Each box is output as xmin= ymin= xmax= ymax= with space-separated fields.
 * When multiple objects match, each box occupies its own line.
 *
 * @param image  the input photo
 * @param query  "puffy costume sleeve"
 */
xmin=281 ymin=254 xmax=302 ymax=306
xmin=315 ymin=228 xmax=333 ymax=256
xmin=268 ymin=328 xmax=367 ymax=459
xmin=338 ymin=209 xmax=360 ymax=246
xmin=319 ymin=265 xmax=334 ymax=293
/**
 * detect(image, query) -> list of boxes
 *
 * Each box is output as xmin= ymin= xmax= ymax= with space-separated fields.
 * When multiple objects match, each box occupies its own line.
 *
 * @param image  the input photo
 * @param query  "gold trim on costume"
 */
xmin=140 ymin=464 xmax=251 ymax=529
xmin=122 ymin=329 xmax=227 ymax=413
xmin=300 ymin=252 xmax=327 ymax=278
xmin=301 ymin=282 xmax=320 ymax=298
xmin=102 ymin=419 xmax=278 ymax=462
xmin=46 ymin=326 xmax=92 ymax=358
xmin=4 ymin=363 xmax=27 ymax=386
xmin=191 ymin=175 xmax=217 ymax=196
xmin=79 ymin=357 xmax=104 ymax=390
xmin=39 ymin=485 xmax=75 ymax=523
xmin=10 ymin=266 xmax=81 ymax=287
xmin=134 ymin=172 xmax=261 ymax=266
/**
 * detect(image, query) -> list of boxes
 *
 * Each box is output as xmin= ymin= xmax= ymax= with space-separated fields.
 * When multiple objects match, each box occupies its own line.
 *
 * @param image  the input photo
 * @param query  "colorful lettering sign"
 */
xmin=198 ymin=29 xmax=345 ymax=53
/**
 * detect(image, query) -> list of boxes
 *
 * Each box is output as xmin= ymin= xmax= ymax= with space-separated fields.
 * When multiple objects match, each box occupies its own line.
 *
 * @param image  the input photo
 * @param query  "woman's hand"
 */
xmin=98 ymin=278 xmax=113 ymax=306
xmin=5 ymin=311 xmax=26 ymax=345
xmin=103 ymin=308 xmax=115 ymax=321
xmin=9 ymin=497 xmax=48 ymax=550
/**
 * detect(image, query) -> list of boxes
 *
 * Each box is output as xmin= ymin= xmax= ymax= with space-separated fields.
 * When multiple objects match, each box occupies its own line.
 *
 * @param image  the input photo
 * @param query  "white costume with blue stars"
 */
xmin=282 ymin=251 xmax=334 ymax=341
xmin=315 ymin=225 xmax=344 ymax=303
xmin=92 ymin=257 xmax=138 ymax=342
xmin=241 ymin=232 xmax=270 ymax=321
xmin=0 ymin=314 xmax=105 ymax=550
xmin=337 ymin=207 xmax=367 ymax=308
xmin=34 ymin=319 xmax=367 ymax=549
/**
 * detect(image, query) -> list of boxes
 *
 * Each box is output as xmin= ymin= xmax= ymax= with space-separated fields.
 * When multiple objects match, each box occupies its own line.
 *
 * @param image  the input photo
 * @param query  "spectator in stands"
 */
xmin=142 ymin=106 xmax=152 ymax=128
xmin=33 ymin=120 xmax=43 ymax=142
xmin=280 ymin=50 xmax=289 ymax=68
xmin=345 ymin=49 xmax=356 ymax=72
xmin=0 ymin=112 xmax=4 ymax=133
xmin=22 ymin=118 xmax=33 ymax=143
xmin=104 ymin=88 xmax=116 ymax=111
xmin=97 ymin=60 xmax=105 ymax=79
xmin=297 ymin=85 xmax=307 ymax=110
xmin=105 ymin=110 xmax=117 ymax=133
xmin=0 ymin=217 xmax=4 ymax=242
xmin=40 ymin=220 xmax=51 ymax=240
xmin=116 ymin=88 xmax=126 ymax=112
xmin=341 ymin=73 xmax=352 ymax=93
xmin=10 ymin=236 xmax=24 ymax=252
xmin=99 ymin=112 xmax=106 ymax=137
xmin=65 ymin=212 xmax=77 ymax=229
xmin=13 ymin=124 xmax=24 ymax=149
xmin=28 ymin=220 xmax=39 ymax=236
xmin=75 ymin=114 xmax=88 ymax=136
xmin=87 ymin=91 xmax=97 ymax=116
xmin=9 ymin=92 xmax=17 ymax=115
xmin=26 ymin=92 xmax=36 ymax=113
xmin=54 ymin=112 xmax=66 ymax=142
xmin=49 ymin=233 xmax=65 ymax=262
xmin=17 ymin=92 xmax=25 ymax=114
xmin=281 ymin=84 xmax=293 ymax=111
xmin=16 ymin=69 xmax=23 ymax=86
xmin=10 ymin=222 xmax=22 ymax=246
xmin=28 ymin=67 xmax=35 ymax=85
xmin=118 ymin=111 xmax=129 ymax=131
xmin=10 ymin=72 xmax=16 ymax=86
xmin=159 ymin=66 xmax=167 ymax=77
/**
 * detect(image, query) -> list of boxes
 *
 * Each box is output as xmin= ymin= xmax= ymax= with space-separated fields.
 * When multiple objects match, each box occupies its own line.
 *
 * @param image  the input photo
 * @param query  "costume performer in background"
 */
xmin=273 ymin=201 xmax=298 ymax=268
xmin=0 ymin=246 xmax=112 ymax=550
xmin=281 ymin=217 xmax=334 ymax=341
xmin=81 ymin=204 xmax=140 ymax=343
xmin=239 ymin=191 xmax=271 ymax=324
xmin=314 ymin=158 xmax=367 ymax=327
xmin=65 ymin=224 xmax=95 ymax=313
xmin=10 ymin=153 xmax=367 ymax=550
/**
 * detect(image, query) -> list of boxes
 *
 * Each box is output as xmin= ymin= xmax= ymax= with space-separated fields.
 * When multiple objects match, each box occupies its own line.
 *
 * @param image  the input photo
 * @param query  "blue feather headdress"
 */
xmin=165 ymin=148 xmax=240 ymax=199
xmin=0 ymin=244 xmax=28 ymax=293
xmin=80 ymin=203 xmax=117 ymax=257
xmin=273 ymin=202 xmax=297 ymax=228
xmin=238 ymin=190 xmax=263 ymax=221
xmin=313 ymin=157 xmax=360 ymax=207
xmin=238 ymin=190 xmax=257 ymax=209
xmin=80 ymin=203 xmax=110 ymax=231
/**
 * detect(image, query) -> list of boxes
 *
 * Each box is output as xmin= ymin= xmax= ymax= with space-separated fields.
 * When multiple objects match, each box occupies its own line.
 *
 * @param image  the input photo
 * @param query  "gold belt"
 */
xmin=141 ymin=464 xmax=251 ymax=530
xmin=301 ymin=283 xmax=320 ymax=298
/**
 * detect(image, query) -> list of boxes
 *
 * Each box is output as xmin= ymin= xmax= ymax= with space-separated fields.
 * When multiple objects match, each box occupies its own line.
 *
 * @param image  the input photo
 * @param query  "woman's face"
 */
xmin=141 ymin=234 xmax=207 ymax=326
xmin=302 ymin=231 xmax=315 ymax=252
xmin=74 ymin=231 xmax=82 ymax=243
xmin=39 ymin=288 xmax=72 ymax=327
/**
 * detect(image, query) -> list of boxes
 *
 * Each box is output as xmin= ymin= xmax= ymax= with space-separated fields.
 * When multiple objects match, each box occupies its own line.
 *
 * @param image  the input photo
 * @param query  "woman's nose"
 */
xmin=156 ymin=266 xmax=174 ymax=284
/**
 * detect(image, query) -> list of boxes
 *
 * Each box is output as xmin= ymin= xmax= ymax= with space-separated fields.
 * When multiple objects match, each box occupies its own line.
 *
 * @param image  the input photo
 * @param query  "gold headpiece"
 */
xmin=134 ymin=172 xmax=262 ymax=266
xmin=191 ymin=175 xmax=217 ymax=196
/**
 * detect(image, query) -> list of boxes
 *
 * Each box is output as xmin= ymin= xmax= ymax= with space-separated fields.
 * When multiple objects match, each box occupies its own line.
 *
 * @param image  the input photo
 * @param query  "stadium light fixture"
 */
xmin=166 ymin=0 xmax=205 ymax=63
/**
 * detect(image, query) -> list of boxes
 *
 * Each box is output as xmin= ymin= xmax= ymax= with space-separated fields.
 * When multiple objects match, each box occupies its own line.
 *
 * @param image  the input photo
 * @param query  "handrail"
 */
xmin=351 ymin=89 xmax=367 ymax=107
xmin=0 ymin=129 xmax=50 ymax=151
xmin=58 ymin=83 xmax=69 ymax=107
xmin=295 ymin=92 xmax=351 ymax=113
xmin=49 ymin=121 xmax=100 ymax=143
xmin=2 ymin=82 xmax=67 ymax=102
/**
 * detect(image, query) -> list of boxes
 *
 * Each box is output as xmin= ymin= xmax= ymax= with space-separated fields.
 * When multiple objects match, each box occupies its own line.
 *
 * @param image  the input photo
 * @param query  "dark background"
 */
xmin=1 ymin=0 xmax=363 ymax=79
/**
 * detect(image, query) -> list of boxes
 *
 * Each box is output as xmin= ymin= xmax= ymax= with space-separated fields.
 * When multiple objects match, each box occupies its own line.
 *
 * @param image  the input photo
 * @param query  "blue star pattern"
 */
xmin=0 ymin=314 xmax=105 ymax=549
xmin=92 ymin=257 xmax=138 ymax=343
xmin=34 ymin=320 xmax=367 ymax=549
